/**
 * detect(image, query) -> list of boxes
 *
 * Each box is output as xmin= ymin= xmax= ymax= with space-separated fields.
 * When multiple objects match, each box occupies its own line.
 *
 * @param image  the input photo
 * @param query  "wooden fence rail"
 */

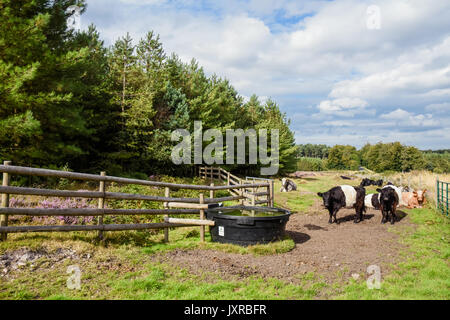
xmin=198 ymin=166 xmax=274 ymax=207
xmin=0 ymin=162 xmax=270 ymax=242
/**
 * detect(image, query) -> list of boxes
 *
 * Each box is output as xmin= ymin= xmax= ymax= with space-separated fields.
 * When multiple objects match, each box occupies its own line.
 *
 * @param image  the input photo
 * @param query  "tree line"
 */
xmin=296 ymin=144 xmax=330 ymax=159
xmin=0 ymin=0 xmax=297 ymax=177
xmin=297 ymin=143 xmax=450 ymax=173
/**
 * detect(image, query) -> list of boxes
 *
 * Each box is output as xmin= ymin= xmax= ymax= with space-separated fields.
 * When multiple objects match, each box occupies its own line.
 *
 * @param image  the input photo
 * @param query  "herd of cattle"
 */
xmin=316 ymin=179 xmax=427 ymax=225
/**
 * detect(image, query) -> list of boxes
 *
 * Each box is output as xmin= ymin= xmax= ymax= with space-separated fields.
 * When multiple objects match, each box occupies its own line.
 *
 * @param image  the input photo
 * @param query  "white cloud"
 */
xmin=425 ymin=102 xmax=450 ymax=114
xmin=380 ymin=108 xmax=412 ymax=120
xmin=317 ymin=97 xmax=369 ymax=117
xmin=380 ymin=109 xmax=439 ymax=128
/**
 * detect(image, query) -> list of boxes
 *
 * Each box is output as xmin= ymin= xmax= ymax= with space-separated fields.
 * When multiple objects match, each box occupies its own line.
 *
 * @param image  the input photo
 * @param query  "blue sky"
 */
xmin=80 ymin=0 xmax=450 ymax=150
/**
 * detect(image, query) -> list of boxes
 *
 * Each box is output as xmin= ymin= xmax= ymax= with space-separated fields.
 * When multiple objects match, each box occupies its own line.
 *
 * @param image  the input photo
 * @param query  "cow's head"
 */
xmin=415 ymin=189 xmax=427 ymax=203
xmin=377 ymin=187 xmax=397 ymax=203
xmin=317 ymin=191 xmax=331 ymax=208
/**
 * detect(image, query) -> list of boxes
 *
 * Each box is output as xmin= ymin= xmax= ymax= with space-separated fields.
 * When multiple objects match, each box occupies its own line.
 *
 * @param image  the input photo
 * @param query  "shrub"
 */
xmin=297 ymin=157 xmax=327 ymax=171
xmin=9 ymin=195 xmax=96 ymax=225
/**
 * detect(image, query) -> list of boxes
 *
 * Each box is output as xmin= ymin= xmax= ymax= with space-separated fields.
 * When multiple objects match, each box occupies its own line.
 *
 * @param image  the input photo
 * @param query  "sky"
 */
xmin=80 ymin=0 xmax=450 ymax=150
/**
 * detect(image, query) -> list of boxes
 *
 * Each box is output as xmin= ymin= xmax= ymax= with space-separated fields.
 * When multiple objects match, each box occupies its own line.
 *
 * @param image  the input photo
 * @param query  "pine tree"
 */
xmin=256 ymin=99 xmax=297 ymax=175
xmin=0 ymin=0 xmax=94 ymax=166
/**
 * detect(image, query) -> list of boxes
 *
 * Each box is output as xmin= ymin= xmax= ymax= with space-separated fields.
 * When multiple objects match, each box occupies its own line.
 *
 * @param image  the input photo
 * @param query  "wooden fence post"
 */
xmin=1 ymin=161 xmax=11 ymax=241
xmin=164 ymin=187 xmax=170 ymax=242
xmin=97 ymin=171 xmax=106 ymax=240
xmin=199 ymin=193 xmax=205 ymax=242
xmin=227 ymin=172 xmax=230 ymax=186
xmin=239 ymin=178 xmax=245 ymax=205
xmin=210 ymin=167 xmax=213 ymax=182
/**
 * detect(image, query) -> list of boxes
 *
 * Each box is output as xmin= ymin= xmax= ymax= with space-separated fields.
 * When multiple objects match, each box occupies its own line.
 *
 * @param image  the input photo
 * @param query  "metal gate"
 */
xmin=436 ymin=179 xmax=449 ymax=216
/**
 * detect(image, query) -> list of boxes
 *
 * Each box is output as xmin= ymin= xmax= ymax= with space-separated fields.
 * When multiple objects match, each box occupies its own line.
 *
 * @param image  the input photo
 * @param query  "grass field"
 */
xmin=0 ymin=172 xmax=449 ymax=300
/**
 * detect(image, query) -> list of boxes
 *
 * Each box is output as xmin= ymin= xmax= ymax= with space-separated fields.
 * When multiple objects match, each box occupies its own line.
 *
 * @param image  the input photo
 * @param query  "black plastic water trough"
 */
xmin=206 ymin=206 xmax=291 ymax=246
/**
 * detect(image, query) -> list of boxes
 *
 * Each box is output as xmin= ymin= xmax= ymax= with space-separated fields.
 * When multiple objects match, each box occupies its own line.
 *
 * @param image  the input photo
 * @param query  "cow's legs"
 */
xmin=390 ymin=207 xmax=397 ymax=225
xmin=381 ymin=207 xmax=387 ymax=224
xmin=354 ymin=210 xmax=361 ymax=223
xmin=328 ymin=208 xmax=333 ymax=224
xmin=354 ymin=205 xmax=364 ymax=223
xmin=333 ymin=207 xmax=340 ymax=224
xmin=353 ymin=208 xmax=359 ymax=223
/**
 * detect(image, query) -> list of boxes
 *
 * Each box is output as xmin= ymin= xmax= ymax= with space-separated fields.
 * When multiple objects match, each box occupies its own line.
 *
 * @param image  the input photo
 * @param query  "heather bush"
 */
xmin=9 ymin=195 xmax=96 ymax=225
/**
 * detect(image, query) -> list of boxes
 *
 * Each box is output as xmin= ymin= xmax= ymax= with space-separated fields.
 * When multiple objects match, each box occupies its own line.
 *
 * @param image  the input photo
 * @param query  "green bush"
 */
xmin=296 ymin=157 xmax=327 ymax=171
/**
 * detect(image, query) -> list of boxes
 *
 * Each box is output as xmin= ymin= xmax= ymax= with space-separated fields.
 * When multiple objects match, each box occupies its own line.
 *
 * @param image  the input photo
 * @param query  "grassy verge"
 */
xmin=141 ymin=227 xmax=295 ymax=256
xmin=335 ymin=206 xmax=450 ymax=299
xmin=1 ymin=259 xmax=325 ymax=300
xmin=107 ymin=265 xmax=326 ymax=300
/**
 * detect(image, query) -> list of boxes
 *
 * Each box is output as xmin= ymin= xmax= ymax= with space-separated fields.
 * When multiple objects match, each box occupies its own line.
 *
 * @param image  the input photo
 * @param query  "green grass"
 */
xmin=1 ymin=262 xmax=325 ymax=301
xmin=141 ymin=227 xmax=295 ymax=256
xmin=109 ymin=264 xmax=326 ymax=300
xmin=336 ymin=207 xmax=450 ymax=300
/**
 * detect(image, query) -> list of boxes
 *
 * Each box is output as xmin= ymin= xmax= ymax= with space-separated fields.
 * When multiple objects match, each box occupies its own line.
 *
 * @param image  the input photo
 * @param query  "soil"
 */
xmin=151 ymin=207 xmax=413 ymax=284
xmin=289 ymin=171 xmax=319 ymax=178
xmin=0 ymin=247 xmax=134 ymax=281
xmin=0 ymin=248 xmax=87 ymax=277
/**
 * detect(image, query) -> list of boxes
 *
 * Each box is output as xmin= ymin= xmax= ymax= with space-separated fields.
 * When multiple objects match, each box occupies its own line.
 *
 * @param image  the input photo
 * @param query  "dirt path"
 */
xmin=152 ymin=208 xmax=413 ymax=284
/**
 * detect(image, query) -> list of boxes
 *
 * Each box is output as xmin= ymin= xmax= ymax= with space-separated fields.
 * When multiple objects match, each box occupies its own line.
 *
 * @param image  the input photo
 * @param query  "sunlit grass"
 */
xmin=108 ymin=264 xmax=326 ymax=300
xmin=335 ymin=206 xmax=450 ymax=300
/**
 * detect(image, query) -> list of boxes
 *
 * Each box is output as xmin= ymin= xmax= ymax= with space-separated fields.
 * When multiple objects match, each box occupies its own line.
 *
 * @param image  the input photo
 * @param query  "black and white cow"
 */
xmin=364 ymin=193 xmax=381 ymax=210
xmin=360 ymin=178 xmax=383 ymax=187
xmin=317 ymin=185 xmax=366 ymax=224
xmin=280 ymin=178 xmax=297 ymax=192
xmin=382 ymin=184 xmax=406 ymax=207
xmin=376 ymin=186 xmax=399 ymax=224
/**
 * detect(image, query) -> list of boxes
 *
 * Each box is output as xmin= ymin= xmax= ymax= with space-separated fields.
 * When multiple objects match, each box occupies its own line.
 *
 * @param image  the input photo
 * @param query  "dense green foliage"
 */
xmin=295 ymin=143 xmax=449 ymax=173
xmin=327 ymin=145 xmax=361 ymax=171
xmin=422 ymin=152 xmax=450 ymax=173
xmin=296 ymin=144 xmax=330 ymax=159
xmin=0 ymin=0 xmax=296 ymax=176
xmin=296 ymin=157 xmax=327 ymax=171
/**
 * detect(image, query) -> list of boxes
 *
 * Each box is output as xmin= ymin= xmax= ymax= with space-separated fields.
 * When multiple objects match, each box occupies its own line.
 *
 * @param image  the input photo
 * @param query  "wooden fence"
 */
xmin=0 ymin=161 xmax=270 ymax=242
xmin=437 ymin=178 xmax=449 ymax=216
xmin=198 ymin=166 xmax=274 ymax=207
